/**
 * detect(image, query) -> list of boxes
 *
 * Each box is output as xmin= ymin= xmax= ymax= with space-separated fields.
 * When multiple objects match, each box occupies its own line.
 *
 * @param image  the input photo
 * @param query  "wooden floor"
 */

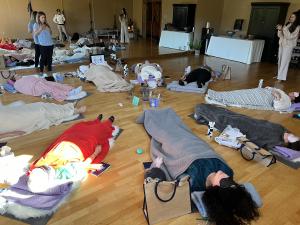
xmin=1 ymin=50 xmax=300 ymax=225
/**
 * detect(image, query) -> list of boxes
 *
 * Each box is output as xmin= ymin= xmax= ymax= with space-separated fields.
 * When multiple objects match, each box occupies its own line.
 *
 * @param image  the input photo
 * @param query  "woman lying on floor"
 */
xmin=195 ymin=104 xmax=300 ymax=151
xmin=11 ymin=75 xmax=86 ymax=101
xmin=137 ymin=108 xmax=260 ymax=225
xmin=27 ymin=115 xmax=118 ymax=191
xmin=179 ymin=65 xmax=217 ymax=88
xmin=206 ymin=86 xmax=294 ymax=111
xmin=0 ymin=101 xmax=86 ymax=141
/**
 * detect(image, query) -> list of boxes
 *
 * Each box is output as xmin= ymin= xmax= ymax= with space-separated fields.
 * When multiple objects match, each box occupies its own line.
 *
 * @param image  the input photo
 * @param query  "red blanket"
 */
xmin=31 ymin=118 xmax=114 ymax=169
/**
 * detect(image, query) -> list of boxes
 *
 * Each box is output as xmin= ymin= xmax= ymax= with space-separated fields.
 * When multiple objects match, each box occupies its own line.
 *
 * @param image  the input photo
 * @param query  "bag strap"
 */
xmin=154 ymin=180 xmax=178 ymax=203
xmin=240 ymin=145 xmax=256 ymax=161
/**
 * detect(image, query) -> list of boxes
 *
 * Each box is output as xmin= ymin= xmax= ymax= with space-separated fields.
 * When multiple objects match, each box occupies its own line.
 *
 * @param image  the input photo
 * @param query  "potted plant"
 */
xmin=193 ymin=40 xmax=202 ymax=56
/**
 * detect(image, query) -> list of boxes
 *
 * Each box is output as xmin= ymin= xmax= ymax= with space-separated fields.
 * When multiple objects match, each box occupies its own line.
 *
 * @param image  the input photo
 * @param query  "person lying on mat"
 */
xmin=11 ymin=75 xmax=86 ymax=102
xmin=206 ymin=86 xmax=292 ymax=111
xmin=137 ymin=108 xmax=260 ymax=225
xmin=195 ymin=103 xmax=300 ymax=151
xmin=179 ymin=65 xmax=217 ymax=88
xmin=29 ymin=114 xmax=118 ymax=173
xmin=0 ymin=102 xmax=86 ymax=140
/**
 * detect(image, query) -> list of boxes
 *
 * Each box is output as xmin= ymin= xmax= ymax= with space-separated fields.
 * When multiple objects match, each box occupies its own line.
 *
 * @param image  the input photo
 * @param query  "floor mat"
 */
xmin=2 ymin=213 xmax=53 ymax=225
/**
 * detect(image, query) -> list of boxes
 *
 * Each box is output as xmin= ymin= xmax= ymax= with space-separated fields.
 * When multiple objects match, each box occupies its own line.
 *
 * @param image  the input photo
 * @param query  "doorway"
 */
xmin=144 ymin=0 xmax=161 ymax=42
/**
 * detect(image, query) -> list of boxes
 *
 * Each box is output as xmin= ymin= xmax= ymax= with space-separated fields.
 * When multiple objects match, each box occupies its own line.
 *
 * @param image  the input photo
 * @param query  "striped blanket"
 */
xmin=205 ymin=88 xmax=275 ymax=110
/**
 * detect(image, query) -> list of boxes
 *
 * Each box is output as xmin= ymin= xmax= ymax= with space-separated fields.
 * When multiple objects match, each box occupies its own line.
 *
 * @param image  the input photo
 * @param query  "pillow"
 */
xmin=191 ymin=182 xmax=263 ymax=218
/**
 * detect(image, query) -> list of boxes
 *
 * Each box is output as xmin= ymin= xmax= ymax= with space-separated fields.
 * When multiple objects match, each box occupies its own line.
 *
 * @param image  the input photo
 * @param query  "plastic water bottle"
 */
xmin=258 ymin=79 xmax=264 ymax=88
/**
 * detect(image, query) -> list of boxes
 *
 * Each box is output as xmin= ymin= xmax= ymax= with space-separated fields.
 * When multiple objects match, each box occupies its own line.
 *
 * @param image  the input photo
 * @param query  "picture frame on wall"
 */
xmin=90 ymin=54 xmax=105 ymax=65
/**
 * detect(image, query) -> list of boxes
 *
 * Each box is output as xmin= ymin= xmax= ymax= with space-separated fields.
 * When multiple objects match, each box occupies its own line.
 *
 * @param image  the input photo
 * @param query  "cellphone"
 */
xmin=91 ymin=162 xmax=110 ymax=176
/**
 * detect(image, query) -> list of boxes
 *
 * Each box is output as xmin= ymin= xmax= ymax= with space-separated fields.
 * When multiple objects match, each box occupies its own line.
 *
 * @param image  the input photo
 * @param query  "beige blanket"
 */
xmin=85 ymin=64 xmax=133 ymax=92
xmin=0 ymin=102 xmax=76 ymax=140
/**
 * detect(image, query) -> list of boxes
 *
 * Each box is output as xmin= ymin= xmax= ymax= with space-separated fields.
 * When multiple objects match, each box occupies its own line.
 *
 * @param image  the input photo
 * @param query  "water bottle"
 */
xmin=258 ymin=79 xmax=264 ymax=88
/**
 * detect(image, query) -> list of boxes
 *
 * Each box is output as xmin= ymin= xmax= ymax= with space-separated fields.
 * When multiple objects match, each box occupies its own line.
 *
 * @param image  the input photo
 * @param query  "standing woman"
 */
xmin=53 ymin=9 xmax=70 ymax=42
xmin=28 ymin=11 xmax=40 ymax=68
xmin=33 ymin=12 xmax=54 ymax=73
xmin=276 ymin=11 xmax=300 ymax=82
xmin=119 ymin=8 xmax=129 ymax=44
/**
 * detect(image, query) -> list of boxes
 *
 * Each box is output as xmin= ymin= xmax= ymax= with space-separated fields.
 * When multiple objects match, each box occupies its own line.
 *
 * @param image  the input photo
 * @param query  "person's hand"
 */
xmin=276 ymin=24 xmax=283 ymax=30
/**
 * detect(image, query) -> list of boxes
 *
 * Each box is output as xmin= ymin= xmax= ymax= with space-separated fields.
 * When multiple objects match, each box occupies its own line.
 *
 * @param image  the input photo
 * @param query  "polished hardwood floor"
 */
xmin=0 ymin=43 xmax=300 ymax=225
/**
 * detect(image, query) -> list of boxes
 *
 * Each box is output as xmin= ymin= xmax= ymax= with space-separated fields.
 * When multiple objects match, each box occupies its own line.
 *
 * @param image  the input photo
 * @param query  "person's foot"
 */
xmin=109 ymin=116 xmax=115 ymax=123
xmin=98 ymin=114 xmax=103 ymax=121
xmin=75 ymin=106 xmax=86 ymax=114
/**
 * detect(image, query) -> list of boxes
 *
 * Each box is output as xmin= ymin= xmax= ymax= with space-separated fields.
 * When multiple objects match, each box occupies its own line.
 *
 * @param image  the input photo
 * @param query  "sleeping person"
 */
xmin=27 ymin=115 xmax=118 ymax=190
xmin=137 ymin=108 xmax=260 ymax=225
xmin=205 ymin=87 xmax=292 ymax=111
xmin=179 ymin=65 xmax=216 ymax=88
xmin=0 ymin=101 xmax=86 ymax=141
xmin=11 ymin=75 xmax=86 ymax=101
xmin=194 ymin=103 xmax=300 ymax=151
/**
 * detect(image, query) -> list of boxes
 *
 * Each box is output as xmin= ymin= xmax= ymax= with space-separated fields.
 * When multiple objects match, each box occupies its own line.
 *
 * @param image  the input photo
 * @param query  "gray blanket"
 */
xmin=206 ymin=88 xmax=275 ymax=110
xmin=194 ymin=104 xmax=286 ymax=150
xmin=137 ymin=108 xmax=225 ymax=180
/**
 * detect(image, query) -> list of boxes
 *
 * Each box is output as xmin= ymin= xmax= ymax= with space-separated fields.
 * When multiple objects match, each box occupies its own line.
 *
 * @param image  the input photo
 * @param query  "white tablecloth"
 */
xmin=206 ymin=36 xmax=265 ymax=64
xmin=159 ymin=31 xmax=193 ymax=51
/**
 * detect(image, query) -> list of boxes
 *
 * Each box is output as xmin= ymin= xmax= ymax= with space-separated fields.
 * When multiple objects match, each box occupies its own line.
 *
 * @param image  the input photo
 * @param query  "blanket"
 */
xmin=167 ymin=81 xmax=209 ymax=94
xmin=0 ymin=102 xmax=76 ymax=141
xmin=205 ymin=88 xmax=275 ymax=110
xmin=137 ymin=108 xmax=225 ymax=180
xmin=194 ymin=104 xmax=286 ymax=150
xmin=85 ymin=64 xmax=133 ymax=92
xmin=14 ymin=76 xmax=73 ymax=102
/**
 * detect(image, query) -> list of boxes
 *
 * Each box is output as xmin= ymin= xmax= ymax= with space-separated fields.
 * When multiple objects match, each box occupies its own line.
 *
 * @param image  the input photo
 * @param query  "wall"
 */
xmin=132 ymin=0 xmax=225 ymax=41
xmin=220 ymin=0 xmax=300 ymax=35
xmin=0 ymin=0 xmax=133 ymax=39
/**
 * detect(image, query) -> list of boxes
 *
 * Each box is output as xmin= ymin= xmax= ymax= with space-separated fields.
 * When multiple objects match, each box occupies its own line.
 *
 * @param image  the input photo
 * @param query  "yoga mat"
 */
xmin=62 ymin=113 xmax=85 ymax=124
xmin=188 ymin=113 xmax=300 ymax=169
xmin=2 ymin=212 xmax=53 ymax=225
xmin=65 ymin=92 xmax=91 ymax=103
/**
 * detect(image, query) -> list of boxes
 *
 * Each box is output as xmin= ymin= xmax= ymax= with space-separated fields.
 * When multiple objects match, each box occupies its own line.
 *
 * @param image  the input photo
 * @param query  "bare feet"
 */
xmin=75 ymin=106 xmax=86 ymax=114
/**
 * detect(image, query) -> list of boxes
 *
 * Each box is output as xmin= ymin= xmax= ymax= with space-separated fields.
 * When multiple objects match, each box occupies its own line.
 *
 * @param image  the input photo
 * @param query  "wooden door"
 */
xmin=146 ymin=0 xmax=161 ymax=42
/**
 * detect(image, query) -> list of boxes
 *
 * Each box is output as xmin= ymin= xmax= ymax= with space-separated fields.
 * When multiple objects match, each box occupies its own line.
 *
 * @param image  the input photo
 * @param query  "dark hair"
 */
xmin=288 ymin=141 xmax=300 ymax=151
xmin=56 ymin=9 xmax=61 ymax=13
xmin=122 ymin=8 xmax=127 ymax=16
xmin=37 ymin=11 xmax=50 ymax=27
xmin=294 ymin=95 xmax=300 ymax=103
xmin=32 ymin=11 xmax=37 ymax=20
xmin=286 ymin=11 xmax=300 ymax=33
xmin=203 ymin=185 xmax=260 ymax=225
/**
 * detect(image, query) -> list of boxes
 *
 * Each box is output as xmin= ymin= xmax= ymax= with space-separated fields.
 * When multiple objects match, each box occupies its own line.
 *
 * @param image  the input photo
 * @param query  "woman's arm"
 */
xmin=0 ymin=131 xmax=26 ymax=139
xmin=33 ymin=24 xmax=44 ymax=36
xmin=282 ymin=26 xmax=300 ymax=40
xmin=84 ymin=145 xmax=102 ymax=165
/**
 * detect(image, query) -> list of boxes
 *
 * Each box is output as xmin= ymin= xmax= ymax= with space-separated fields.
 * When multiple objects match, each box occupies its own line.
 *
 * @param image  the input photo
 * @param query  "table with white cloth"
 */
xmin=159 ymin=31 xmax=193 ymax=51
xmin=206 ymin=36 xmax=265 ymax=64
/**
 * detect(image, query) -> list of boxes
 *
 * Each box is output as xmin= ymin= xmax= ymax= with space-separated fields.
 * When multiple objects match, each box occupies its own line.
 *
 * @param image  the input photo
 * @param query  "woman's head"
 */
xmin=122 ymin=8 xmax=127 ymax=16
xmin=56 ymin=9 xmax=61 ymax=14
xmin=287 ymin=11 xmax=300 ymax=32
xmin=37 ymin=11 xmax=47 ymax=24
xmin=203 ymin=185 xmax=260 ymax=225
